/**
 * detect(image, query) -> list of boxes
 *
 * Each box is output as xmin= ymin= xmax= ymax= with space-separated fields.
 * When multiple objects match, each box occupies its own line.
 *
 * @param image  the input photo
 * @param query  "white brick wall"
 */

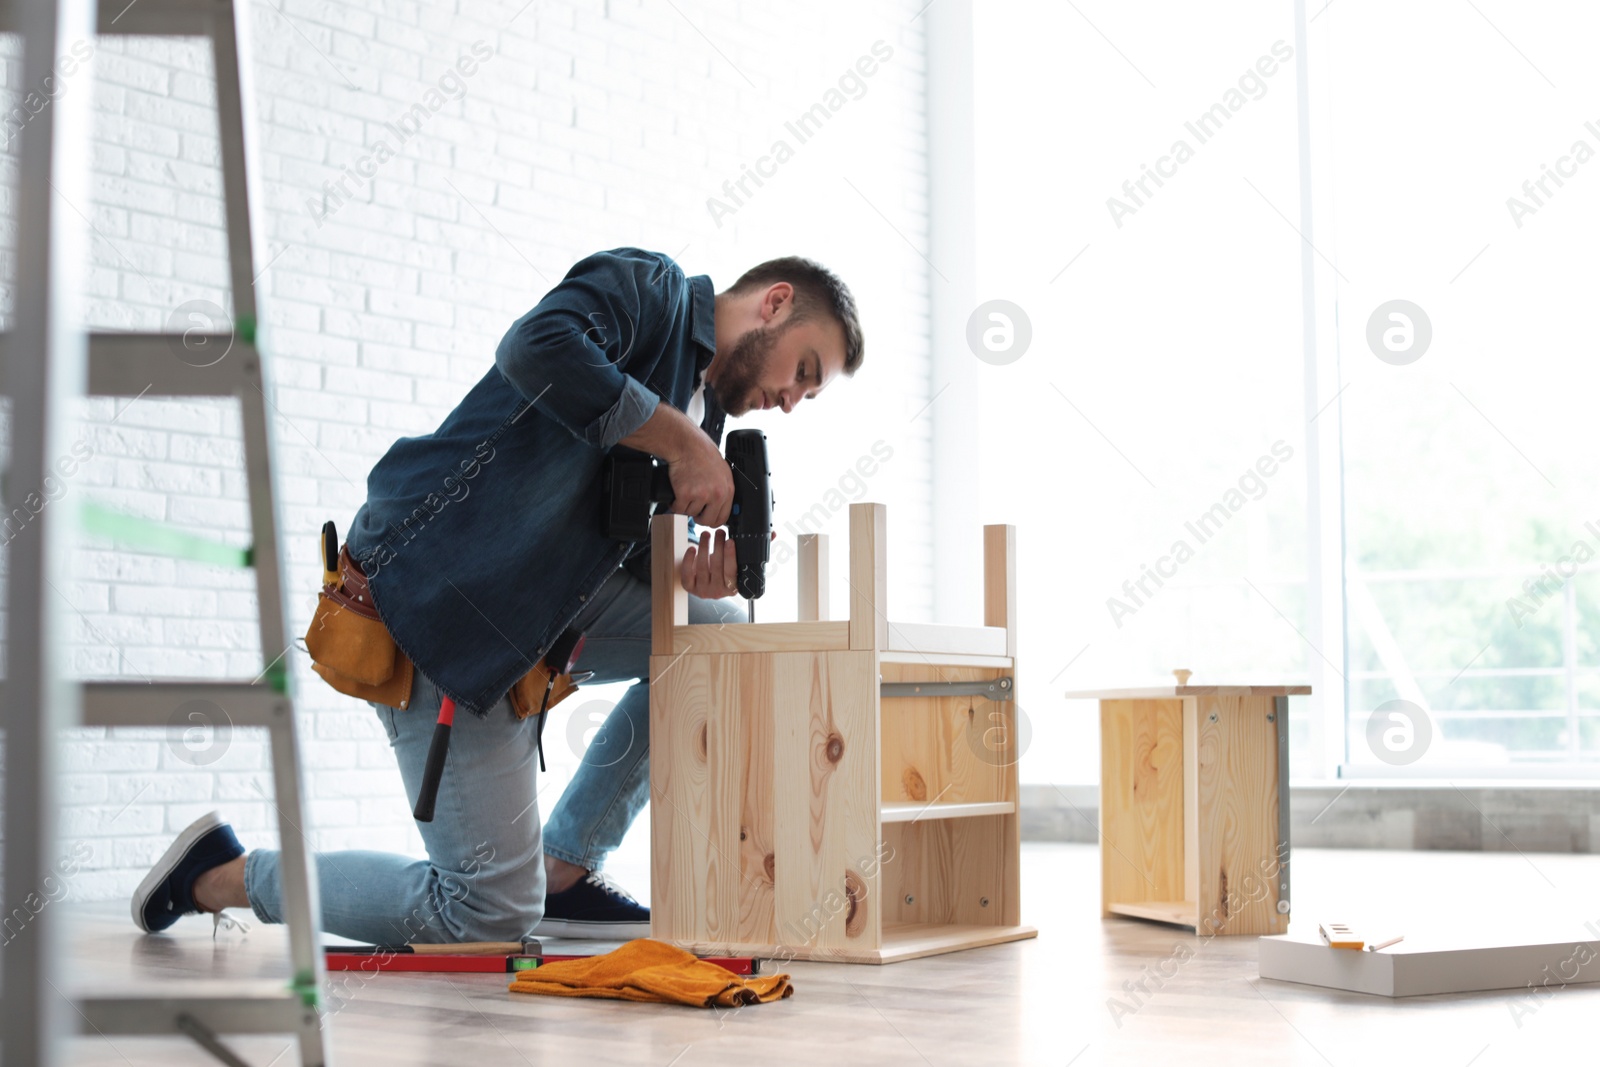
xmin=0 ymin=0 xmax=932 ymax=901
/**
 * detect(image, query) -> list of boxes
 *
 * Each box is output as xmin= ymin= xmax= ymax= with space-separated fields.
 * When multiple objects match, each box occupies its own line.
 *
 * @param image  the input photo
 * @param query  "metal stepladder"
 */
xmin=1 ymin=0 xmax=330 ymax=1064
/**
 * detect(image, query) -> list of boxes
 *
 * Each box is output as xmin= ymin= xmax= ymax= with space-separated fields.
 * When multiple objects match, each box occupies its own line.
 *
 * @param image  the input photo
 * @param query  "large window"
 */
xmin=973 ymin=1 xmax=1310 ymax=785
xmin=1326 ymin=1 xmax=1600 ymax=774
xmin=974 ymin=0 xmax=1600 ymax=783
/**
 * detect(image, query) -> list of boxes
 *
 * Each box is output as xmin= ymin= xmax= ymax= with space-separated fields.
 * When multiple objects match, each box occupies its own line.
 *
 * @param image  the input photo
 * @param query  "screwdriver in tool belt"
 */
xmin=321 ymin=520 xmax=340 ymax=588
xmin=534 ymin=630 xmax=590 ymax=773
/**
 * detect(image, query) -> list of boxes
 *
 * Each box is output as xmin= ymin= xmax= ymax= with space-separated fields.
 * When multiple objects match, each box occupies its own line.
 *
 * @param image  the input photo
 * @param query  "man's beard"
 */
xmin=714 ymin=318 xmax=790 ymax=416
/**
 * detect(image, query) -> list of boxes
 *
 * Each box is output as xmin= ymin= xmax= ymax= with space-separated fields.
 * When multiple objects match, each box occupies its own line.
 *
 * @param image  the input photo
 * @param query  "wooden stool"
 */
xmin=1065 ymin=680 xmax=1311 ymax=935
xmin=647 ymin=502 xmax=1037 ymax=963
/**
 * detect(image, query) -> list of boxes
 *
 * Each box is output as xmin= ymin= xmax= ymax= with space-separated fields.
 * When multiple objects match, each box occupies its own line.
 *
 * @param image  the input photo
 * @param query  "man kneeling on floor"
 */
xmin=132 ymin=247 xmax=864 ymax=944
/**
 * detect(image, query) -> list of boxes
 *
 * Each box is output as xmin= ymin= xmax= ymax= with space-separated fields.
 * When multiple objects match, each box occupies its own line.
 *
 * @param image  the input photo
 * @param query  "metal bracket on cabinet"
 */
xmin=879 ymin=677 xmax=1014 ymax=702
xmin=1275 ymin=694 xmax=1291 ymax=916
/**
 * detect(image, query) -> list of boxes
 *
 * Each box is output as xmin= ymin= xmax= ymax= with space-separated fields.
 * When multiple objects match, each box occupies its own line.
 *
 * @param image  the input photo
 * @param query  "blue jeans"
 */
xmin=242 ymin=565 xmax=744 ymax=944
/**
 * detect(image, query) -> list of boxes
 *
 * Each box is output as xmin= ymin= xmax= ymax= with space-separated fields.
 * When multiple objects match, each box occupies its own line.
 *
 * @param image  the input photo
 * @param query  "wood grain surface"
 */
xmin=878 ymin=661 xmax=1010 ymax=808
xmin=649 ymin=513 xmax=688 ymax=656
xmin=1099 ymin=698 xmax=1186 ymax=919
xmin=848 ymin=501 xmax=887 ymax=651
xmin=798 ymin=533 xmax=828 ymax=621
xmin=671 ymin=620 xmax=849 ymax=655
xmin=881 ymin=815 xmax=1008 ymax=928
xmin=771 ymin=650 xmax=879 ymax=951
xmin=1191 ymin=694 xmax=1287 ymax=936
xmin=1067 ymin=684 xmax=1312 ymax=699
xmin=648 ymin=651 xmax=740 ymax=942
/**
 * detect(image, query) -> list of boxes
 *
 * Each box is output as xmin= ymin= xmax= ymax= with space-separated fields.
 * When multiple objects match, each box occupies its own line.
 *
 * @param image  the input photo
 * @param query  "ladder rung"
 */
xmin=88 ymin=332 xmax=258 ymax=397
xmin=83 ymin=681 xmax=291 ymax=729
xmin=77 ymin=986 xmax=312 ymax=1036
xmin=0 ymin=0 xmax=221 ymax=39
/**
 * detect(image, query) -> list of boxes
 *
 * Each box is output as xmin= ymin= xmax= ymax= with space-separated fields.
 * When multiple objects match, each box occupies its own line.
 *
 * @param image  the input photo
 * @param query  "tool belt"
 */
xmin=303 ymin=542 xmax=581 ymax=721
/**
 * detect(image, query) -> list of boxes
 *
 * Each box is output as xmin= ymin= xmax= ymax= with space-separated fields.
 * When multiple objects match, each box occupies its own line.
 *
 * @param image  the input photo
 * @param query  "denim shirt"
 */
xmin=345 ymin=248 xmax=724 ymax=715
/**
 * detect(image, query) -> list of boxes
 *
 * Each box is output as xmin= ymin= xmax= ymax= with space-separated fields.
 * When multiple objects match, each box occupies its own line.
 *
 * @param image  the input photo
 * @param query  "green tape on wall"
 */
xmin=79 ymin=501 xmax=252 ymax=569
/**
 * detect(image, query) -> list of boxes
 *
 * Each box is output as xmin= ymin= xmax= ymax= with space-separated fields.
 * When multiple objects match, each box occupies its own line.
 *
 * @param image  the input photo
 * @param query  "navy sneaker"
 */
xmin=535 ymin=871 xmax=651 ymax=939
xmin=132 ymin=810 xmax=245 ymax=933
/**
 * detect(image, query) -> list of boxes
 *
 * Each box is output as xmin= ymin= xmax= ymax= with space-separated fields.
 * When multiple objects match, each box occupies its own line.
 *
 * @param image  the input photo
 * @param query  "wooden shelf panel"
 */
xmin=1108 ymin=900 xmax=1198 ymax=927
xmin=877 ymin=922 xmax=1037 ymax=963
xmin=886 ymin=621 xmax=1008 ymax=657
xmin=878 ymin=650 xmax=1013 ymax=668
xmin=880 ymin=801 xmax=1015 ymax=824
xmin=1066 ymin=684 xmax=1310 ymax=699
xmin=662 ymin=923 xmax=1037 ymax=965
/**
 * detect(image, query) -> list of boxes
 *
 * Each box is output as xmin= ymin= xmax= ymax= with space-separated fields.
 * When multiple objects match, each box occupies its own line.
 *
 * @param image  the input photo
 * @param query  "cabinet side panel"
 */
xmin=771 ymin=650 xmax=880 ymax=950
xmin=1099 ymin=698 xmax=1186 ymax=914
xmin=1194 ymin=694 xmax=1286 ymax=935
xmin=649 ymin=653 xmax=712 ymax=941
xmin=736 ymin=653 xmax=777 ymax=943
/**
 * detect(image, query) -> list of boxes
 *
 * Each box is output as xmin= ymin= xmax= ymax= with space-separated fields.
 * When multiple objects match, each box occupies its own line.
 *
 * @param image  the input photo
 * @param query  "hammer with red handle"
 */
xmin=412 ymin=628 xmax=588 ymax=823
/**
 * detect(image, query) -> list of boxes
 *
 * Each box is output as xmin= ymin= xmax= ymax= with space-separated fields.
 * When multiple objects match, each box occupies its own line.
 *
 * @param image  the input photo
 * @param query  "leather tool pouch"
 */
xmin=304 ymin=546 xmax=415 ymax=710
xmin=508 ymin=661 xmax=581 ymax=721
xmin=304 ymin=542 xmax=586 ymax=722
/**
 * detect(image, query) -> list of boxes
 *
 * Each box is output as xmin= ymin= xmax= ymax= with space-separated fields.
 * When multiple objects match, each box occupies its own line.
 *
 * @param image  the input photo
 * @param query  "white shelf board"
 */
xmin=1259 ymin=931 xmax=1600 ymax=997
xmin=880 ymin=800 xmax=1015 ymax=824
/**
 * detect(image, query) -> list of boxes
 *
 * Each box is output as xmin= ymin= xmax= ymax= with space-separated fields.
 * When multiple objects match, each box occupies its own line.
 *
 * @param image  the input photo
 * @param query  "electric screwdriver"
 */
xmin=602 ymin=428 xmax=772 ymax=599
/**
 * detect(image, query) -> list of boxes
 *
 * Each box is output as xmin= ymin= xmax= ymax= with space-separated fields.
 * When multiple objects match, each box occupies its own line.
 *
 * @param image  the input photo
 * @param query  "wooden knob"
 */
xmin=1172 ymin=669 xmax=1193 ymax=687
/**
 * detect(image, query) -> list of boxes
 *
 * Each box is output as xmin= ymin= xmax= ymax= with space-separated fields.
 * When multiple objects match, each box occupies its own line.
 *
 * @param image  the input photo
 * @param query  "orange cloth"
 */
xmin=507 ymin=939 xmax=792 ymax=1008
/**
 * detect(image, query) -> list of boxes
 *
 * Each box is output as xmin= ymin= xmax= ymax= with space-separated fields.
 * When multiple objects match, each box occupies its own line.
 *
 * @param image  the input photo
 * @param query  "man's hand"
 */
xmin=679 ymin=529 xmax=779 ymax=599
xmin=616 ymin=401 xmax=733 ymax=528
xmin=680 ymin=528 xmax=737 ymax=598
xmin=663 ymin=427 xmax=735 ymax=529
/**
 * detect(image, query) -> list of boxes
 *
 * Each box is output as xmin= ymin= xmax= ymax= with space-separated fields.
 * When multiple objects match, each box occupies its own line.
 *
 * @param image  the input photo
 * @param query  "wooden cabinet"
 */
xmin=1066 ymin=684 xmax=1310 ymax=936
xmin=647 ymin=504 xmax=1036 ymax=963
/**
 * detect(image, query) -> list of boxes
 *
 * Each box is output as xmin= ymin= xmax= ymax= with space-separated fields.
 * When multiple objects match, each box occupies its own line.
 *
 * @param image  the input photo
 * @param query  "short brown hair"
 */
xmin=725 ymin=256 xmax=864 ymax=374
